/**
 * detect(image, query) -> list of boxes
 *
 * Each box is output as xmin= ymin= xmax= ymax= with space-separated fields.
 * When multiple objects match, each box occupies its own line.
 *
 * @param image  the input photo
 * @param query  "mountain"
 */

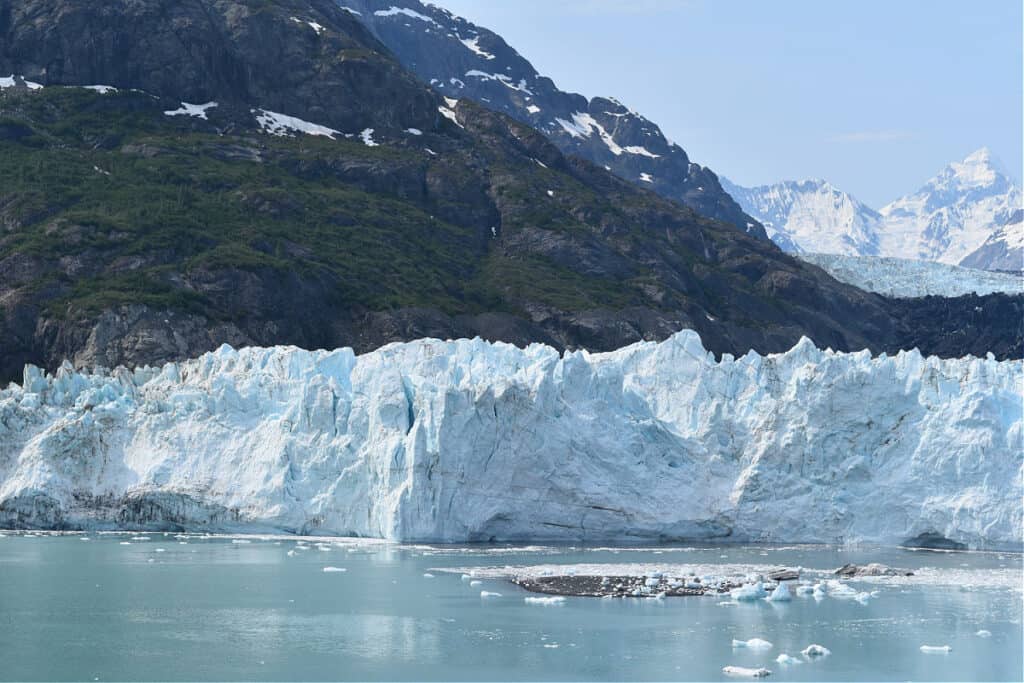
xmin=727 ymin=149 xmax=1022 ymax=268
xmin=0 ymin=0 xmax=1020 ymax=387
xmin=2 ymin=330 xmax=1020 ymax=549
xmin=341 ymin=0 xmax=767 ymax=239
xmin=958 ymin=209 xmax=1023 ymax=272
xmin=879 ymin=148 xmax=1021 ymax=264
xmin=720 ymin=178 xmax=881 ymax=256
xmin=799 ymin=253 xmax=1022 ymax=299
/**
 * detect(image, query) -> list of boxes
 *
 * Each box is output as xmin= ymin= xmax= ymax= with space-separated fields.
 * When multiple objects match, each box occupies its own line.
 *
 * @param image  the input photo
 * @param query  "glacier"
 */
xmin=0 ymin=331 xmax=1021 ymax=548
xmin=798 ymin=253 xmax=1022 ymax=298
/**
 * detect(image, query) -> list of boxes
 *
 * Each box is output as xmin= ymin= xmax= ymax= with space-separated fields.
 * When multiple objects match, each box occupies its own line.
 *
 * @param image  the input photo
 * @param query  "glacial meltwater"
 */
xmin=0 ymin=534 xmax=1020 ymax=681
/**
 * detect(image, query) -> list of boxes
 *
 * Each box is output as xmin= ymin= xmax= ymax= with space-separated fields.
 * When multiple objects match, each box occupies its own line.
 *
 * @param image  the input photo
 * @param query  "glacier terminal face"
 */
xmin=0 ymin=331 xmax=1020 ymax=548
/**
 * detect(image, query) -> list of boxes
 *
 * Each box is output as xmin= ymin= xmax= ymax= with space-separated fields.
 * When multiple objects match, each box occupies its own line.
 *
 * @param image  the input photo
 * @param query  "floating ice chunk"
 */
xmin=154 ymin=548 xmax=166 ymax=553
xmin=718 ymin=600 xmax=739 ymax=606
xmin=480 ymin=591 xmax=502 ymax=598
xmin=975 ymin=629 xmax=992 ymax=638
xmin=164 ymin=102 xmax=217 ymax=120
xmin=423 ymin=573 xmax=435 ymax=578
xmin=775 ymin=654 xmax=802 ymax=665
xmin=802 ymin=644 xmax=831 ymax=657
xmin=920 ymin=645 xmax=952 ymax=654
xmin=460 ymin=574 xmax=472 ymax=582
xmin=322 ymin=566 xmax=347 ymax=573
xmin=469 ymin=580 xmax=482 ymax=587
xmin=722 ymin=665 xmax=771 ymax=677
xmin=730 ymin=582 xmax=767 ymax=601
xmin=733 ymin=638 xmax=773 ymax=650
xmin=645 ymin=577 xmax=660 ymax=588
xmin=232 ymin=539 xmax=251 ymax=544
xmin=80 ymin=537 xmax=90 ymax=541
xmin=286 ymin=550 xmax=296 ymax=557
xmin=525 ymin=596 xmax=566 ymax=605
xmin=119 ymin=542 xmax=132 ymax=545
xmin=795 ymin=583 xmax=815 ymax=596
xmin=767 ymin=582 xmax=791 ymax=602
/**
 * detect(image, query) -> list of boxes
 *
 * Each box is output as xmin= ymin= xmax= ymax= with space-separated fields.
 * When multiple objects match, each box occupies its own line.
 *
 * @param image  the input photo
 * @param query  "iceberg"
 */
xmin=732 ymin=638 xmax=773 ymax=650
xmin=0 ymin=330 xmax=1019 ymax=546
xmin=731 ymin=583 xmax=768 ymax=602
xmin=722 ymin=666 xmax=772 ymax=677
xmin=766 ymin=582 xmax=792 ymax=602
xmin=775 ymin=654 xmax=802 ymax=665
xmin=920 ymin=645 xmax=952 ymax=654
xmin=802 ymin=644 xmax=831 ymax=658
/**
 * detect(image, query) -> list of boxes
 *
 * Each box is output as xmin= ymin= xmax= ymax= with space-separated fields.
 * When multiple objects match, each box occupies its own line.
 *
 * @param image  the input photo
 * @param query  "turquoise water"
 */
xmin=0 ymin=533 xmax=1020 ymax=681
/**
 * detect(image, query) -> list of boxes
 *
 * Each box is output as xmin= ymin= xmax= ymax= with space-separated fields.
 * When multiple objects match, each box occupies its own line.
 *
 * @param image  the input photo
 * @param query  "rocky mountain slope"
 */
xmin=1 ymin=330 xmax=1020 ymax=548
xmin=0 ymin=0 xmax=1020 ymax=387
xmin=799 ymin=254 xmax=1022 ymax=299
xmin=342 ymin=0 xmax=767 ymax=238
xmin=727 ymin=149 xmax=1021 ymax=268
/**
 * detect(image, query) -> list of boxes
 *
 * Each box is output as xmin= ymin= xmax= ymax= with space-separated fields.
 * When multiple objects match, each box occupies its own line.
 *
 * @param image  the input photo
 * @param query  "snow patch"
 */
xmin=460 ymin=36 xmax=495 ymax=60
xmin=253 ymin=109 xmax=339 ymax=139
xmin=373 ymin=7 xmax=439 ymax=25
xmin=360 ymin=128 xmax=379 ymax=147
xmin=164 ymin=102 xmax=217 ymax=120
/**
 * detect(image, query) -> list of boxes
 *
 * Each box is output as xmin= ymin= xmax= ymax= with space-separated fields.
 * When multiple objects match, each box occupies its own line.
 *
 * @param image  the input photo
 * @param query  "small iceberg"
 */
xmin=795 ymin=583 xmax=815 ymax=596
xmin=775 ymin=654 xmax=802 ymax=665
xmin=920 ymin=645 xmax=952 ymax=654
xmin=975 ymin=629 xmax=992 ymax=638
xmin=722 ymin=665 xmax=771 ymax=677
xmin=480 ymin=591 xmax=502 ymax=598
xmin=524 ymin=596 xmax=566 ymax=605
xmin=802 ymin=644 xmax=831 ymax=658
xmin=231 ymin=539 xmax=251 ymax=544
xmin=423 ymin=573 xmax=435 ymax=578
xmin=733 ymin=638 xmax=773 ymax=650
xmin=322 ymin=566 xmax=347 ymax=573
xmin=767 ymin=583 xmax=792 ymax=602
xmin=730 ymin=582 xmax=767 ymax=601
xmin=469 ymin=580 xmax=482 ymax=587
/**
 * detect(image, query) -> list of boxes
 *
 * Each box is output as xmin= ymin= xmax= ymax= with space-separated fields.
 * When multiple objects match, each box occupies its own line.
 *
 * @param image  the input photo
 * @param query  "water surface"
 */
xmin=0 ymin=533 xmax=1020 ymax=681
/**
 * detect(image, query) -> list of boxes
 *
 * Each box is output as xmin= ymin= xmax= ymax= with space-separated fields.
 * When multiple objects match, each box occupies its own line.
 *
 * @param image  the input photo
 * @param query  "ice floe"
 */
xmin=802 ymin=644 xmax=831 ymax=658
xmin=722 ymin=666 xmax=771 ymax=677
xmin=920 ymin=645 xmax=952 ymax=654
xmin=322 ymin=566 xmax=347 ymax=573
xmin=732 ymin=638 xmax=773 ymax=650
xmin=524 ymin=596 xmax=566 ymax=605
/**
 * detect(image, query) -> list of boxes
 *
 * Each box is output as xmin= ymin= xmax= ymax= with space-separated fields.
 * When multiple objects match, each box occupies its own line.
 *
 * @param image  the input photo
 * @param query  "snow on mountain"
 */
xmin=800 ymin=253 xmax=1022 ymax=298
xmin=720 ymin=178 xmax=881 ymax=256
xmin=879 ymin=148 xmax=1021 ymax=264
xmin=958 ymin=209 xmax=1023 ymax=273
xmin=2 ymin=331 xmax=1020 ymax=549
xmin=342 ymin=0 xmax=767 ymax=238
xmin=725 ymin=149 xmax=1022 ymax=268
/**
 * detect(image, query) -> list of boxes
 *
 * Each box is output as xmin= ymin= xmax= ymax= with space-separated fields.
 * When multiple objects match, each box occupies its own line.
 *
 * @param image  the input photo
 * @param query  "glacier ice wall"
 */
xmin=1 ymin=331 xmax=1020 ymax=548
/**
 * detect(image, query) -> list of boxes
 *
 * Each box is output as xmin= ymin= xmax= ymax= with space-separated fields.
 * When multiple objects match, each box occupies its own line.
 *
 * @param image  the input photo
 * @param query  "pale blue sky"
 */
xmin=432 ymin=0 xmax=1023 ymax=207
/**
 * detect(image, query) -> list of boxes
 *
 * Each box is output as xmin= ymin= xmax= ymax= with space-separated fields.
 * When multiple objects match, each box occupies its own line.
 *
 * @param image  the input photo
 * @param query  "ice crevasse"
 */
xmin=0 ymin=330 xmax=1020 ymax=547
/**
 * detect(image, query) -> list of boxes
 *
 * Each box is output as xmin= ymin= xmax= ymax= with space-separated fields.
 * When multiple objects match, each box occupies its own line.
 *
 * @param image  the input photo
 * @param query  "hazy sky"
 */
xmin=431 ymin=0 xmax=1022 ymax=207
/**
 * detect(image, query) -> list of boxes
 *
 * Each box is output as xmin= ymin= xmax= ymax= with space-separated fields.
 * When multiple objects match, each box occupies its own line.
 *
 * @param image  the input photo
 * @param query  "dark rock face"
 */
xmin=345 ymin=0 xmax=767 ymax=238
xmin=901 ymin=532 xmax=968 ymax=551
xmin=0 ymin=0 xmax=1019 ymax=384
xmin=0 ymin=0 xmax=437 ymax=134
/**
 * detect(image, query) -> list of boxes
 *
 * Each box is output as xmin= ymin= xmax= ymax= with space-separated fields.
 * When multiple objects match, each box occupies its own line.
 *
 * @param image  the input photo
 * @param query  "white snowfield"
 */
xmin=799 ymin=253 xmax=1022 ymax=298
xmin=0 ymin=331 xmax=1020 ymax=547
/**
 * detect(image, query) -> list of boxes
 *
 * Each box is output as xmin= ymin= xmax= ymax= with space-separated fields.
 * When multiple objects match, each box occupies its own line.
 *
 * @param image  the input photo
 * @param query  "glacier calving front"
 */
xmin=1 ymin=331 xmax=1020 ymax=547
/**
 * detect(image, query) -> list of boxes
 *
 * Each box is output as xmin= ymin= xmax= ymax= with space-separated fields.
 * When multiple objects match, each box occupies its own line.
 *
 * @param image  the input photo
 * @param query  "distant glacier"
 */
xmin=1 ymin=331 xmax=1020 ymax=549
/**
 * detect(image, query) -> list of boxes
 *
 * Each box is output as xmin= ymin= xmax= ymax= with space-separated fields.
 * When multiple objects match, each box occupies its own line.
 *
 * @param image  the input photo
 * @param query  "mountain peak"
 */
xmin=941 ymin=147 xmax=1009 ymax=190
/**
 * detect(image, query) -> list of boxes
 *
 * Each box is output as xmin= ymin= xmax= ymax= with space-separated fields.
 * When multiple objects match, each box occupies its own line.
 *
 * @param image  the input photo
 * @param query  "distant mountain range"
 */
xmin=342 ymin=0 xmax=767 ymax=239
xmin=724 ymin=148 xmax=1022 ymax=272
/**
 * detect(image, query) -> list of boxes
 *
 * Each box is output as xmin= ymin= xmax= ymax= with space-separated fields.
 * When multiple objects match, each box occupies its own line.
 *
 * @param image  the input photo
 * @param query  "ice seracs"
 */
xmin=0 ymin=331 xmax=1019 ymax=546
